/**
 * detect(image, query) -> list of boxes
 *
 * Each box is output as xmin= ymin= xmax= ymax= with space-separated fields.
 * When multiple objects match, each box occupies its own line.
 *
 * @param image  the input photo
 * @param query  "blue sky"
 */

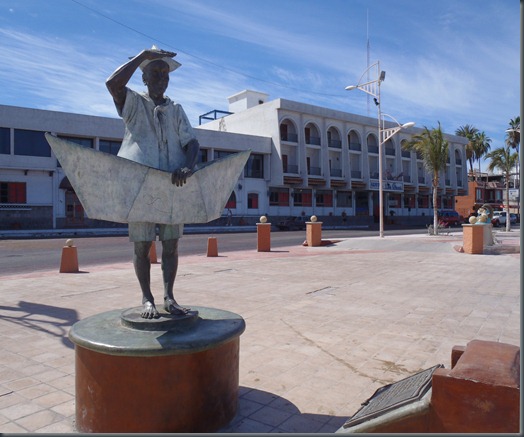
xmin=0 ymin=0 xmax=520 ymax=169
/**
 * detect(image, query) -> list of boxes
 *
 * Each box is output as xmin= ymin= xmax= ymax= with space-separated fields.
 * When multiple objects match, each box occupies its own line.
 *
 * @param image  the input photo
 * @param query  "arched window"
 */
xmin=367 ymin=133 xmax=378 ymax=154
xmin=225 ymin=191 xmax=236 ymax=209
xmin=454 ymin=149 xmax=462 ymax=166
xmin=247 ymin=193 xmax=259 ymax=209
xmin=280 ymin=118 xmax=298 ymax=142
xmin=327 ymin=126 xmax=341 ymax=148
xmin=348 ymin=130 xmax=362 ymax=151
xmin=304 ymin=123 xmax=321 ymax=145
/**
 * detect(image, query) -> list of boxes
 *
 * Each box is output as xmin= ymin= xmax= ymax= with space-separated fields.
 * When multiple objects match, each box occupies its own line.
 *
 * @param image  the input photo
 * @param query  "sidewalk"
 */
xmin=0 ymin=230 xmax=520 ymax=433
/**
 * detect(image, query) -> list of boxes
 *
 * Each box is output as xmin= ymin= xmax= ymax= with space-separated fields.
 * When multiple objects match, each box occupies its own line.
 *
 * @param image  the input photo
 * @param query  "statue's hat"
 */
xmin=138 ymin=45 xmax=181 ymax=72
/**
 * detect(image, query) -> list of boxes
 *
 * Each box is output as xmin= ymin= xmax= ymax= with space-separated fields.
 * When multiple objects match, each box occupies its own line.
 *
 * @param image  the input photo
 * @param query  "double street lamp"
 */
xmin=346 ymin=61 xmax=414 ymax=238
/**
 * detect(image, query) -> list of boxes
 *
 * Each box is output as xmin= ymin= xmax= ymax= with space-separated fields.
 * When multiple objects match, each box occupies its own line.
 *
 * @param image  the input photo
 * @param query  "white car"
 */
xmin=491 ymin=211 xmax=517 ymax=226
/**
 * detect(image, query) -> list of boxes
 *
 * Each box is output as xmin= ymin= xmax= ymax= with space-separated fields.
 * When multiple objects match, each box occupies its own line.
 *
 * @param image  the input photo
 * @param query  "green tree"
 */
xmin=403 ymin=123 xmax=449 ymax=235
xmin=505 ymin=116 xmax=520 ymax=153
xmin=455 ymin=124 xmax=478 ymax=173
xmin=472 ymin=131 xmax=492 ymax=172
xmin=485 ymin=146 xmax=518 ymax=232
xmin=505 ymin=116 xmax=520 ymax=194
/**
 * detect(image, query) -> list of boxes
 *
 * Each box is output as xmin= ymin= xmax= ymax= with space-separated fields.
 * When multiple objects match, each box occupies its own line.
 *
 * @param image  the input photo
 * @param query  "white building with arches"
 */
xmin=200 ymin=90 xmax=469 ymax=227
xmin=0 ymin=92 xmax=468 ymax=230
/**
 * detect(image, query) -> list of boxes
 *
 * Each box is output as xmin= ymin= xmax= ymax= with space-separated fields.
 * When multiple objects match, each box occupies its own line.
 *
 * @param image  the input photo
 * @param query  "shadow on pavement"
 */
xmin=219 ymin=386 xmax=348 ymax=433
xmin=0 ymin=300 xmax=79 ymax=349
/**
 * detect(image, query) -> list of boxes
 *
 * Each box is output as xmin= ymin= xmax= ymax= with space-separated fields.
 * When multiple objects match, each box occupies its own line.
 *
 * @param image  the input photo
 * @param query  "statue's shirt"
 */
xmin=117 ymin=88 xmax=196 ymax=172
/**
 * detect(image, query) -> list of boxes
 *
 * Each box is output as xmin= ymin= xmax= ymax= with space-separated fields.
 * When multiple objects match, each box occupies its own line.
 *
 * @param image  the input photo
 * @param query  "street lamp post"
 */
xmin=346 ymin=61 xmax=414 ymax=238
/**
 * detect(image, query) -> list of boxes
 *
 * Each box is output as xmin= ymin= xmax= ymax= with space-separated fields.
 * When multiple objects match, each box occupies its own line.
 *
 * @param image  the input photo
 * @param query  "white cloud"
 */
xmin=0 ymin=28 xmax=117 ymax=115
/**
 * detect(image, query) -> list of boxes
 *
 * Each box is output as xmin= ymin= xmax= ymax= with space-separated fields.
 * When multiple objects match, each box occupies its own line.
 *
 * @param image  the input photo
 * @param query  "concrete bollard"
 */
xmin=149 ymin=241 xmax=158 ymax=264
xmin=462 ymin=224 xmax=484 ymax=254
xmin=306 ymin=216 xmax=322 ymax=247
xmin=256 ymin=216 xmax=271 ymax=252
xmin=207 ymin=237 xmax=218 ymax=257
xmin=60 ymin=239 xmax=79 ymax=273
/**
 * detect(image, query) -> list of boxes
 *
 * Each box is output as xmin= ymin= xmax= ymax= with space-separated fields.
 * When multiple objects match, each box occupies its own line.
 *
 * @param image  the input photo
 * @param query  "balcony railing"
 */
xmin=349 ymin=142 xmax=362 ymax=151
xmin=306 ymin=136 xmax=321 ymax=146
xmin=308 ymin=166 xmax=321 ymax=176
xmin=281 ymin=133 xmax=298 ymax=142
xmin=368 ymin=145 xmax=379 ymax=154
xmin=330 ymin=168 xmax=342 ymax=177
xmin=351 ymin=170 xmax=362 ymax=179
xmin=283 ymin=164 xmax=299 ymax=174
xmin=328 ymin=139 xmax=342 ymax=148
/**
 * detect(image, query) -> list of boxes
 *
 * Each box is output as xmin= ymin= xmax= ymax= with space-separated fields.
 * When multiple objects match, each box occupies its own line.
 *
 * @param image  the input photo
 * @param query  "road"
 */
xmin=0 ymin=228 xmax=433 ymax=277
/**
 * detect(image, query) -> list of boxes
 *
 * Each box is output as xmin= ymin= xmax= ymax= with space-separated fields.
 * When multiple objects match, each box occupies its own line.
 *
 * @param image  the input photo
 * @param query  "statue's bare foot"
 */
xmin=141 ymin=301 xmax=160 ymax=319
xmin=164 ymin=298 xmax=189 ymax=315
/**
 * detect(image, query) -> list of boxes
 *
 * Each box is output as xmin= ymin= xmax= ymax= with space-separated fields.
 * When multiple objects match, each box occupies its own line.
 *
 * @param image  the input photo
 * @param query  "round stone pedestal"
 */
xmin=69 ymin=306 xmax=245 ymax=433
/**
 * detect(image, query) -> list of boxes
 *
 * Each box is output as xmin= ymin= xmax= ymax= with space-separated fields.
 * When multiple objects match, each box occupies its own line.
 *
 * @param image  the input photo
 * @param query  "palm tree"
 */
xmin=473 ymin=131 xmax=492 ymax=172
xmin=403 ymin=123 xmax=449 ymax=235
xmin=506 ymin=116 xmax=520 ymax=153
xmin=455 ymin=124 xmax=479 ymax=174
xmin=505 ymin=116 xmax=520 ymax=199
xmin=485 ymin=146 xmax=518 ymax=232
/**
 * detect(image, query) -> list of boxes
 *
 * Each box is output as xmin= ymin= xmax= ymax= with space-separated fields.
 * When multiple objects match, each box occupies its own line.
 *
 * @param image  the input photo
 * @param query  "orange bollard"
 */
xmin=306 ymin=217 xmax=322 ymax=247
xmin=149 ymin=241 xmax=158 ymax=264
xmin=60 ymin=239 xmax=79 ymax=273
xmin=256 ymin=223 xmax=271 ymax=252
xmin=462 ymin=224 xmax=484 ymax=254
xmin=207 ymin=237 xmax=218 ymax=257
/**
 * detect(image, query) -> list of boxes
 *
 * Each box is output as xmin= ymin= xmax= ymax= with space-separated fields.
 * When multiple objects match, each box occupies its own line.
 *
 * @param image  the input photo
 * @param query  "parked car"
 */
xmin=491 ymin=211 xmax=517 ymax=226
xmin=276 ymin=216 xmax=308 ymax=231
xmin=437 ymin=210 xmax=462 ymax=227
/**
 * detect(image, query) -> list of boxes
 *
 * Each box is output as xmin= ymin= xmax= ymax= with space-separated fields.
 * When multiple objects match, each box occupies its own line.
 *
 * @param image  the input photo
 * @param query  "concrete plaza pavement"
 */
xmin=0 ymin=229 xmax=520 ymax=433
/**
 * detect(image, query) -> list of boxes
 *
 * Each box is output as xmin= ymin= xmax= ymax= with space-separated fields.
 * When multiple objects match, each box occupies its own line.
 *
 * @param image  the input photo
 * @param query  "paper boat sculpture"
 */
xmin=46 ymin=133 xmax=250 ymax=225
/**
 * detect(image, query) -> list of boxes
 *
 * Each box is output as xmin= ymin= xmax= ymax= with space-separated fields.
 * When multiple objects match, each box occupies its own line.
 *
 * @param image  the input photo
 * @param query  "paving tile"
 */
xmin=15 ymin=409 xmax=64 ymax=432
xmin=235 ymin=397 xmax=265 ymax=418
xmin=0 ymin=420 xmax=28 ymax=432
xmin=2 ymin=377 xmax=40 ymax=392
xmin=0 ymin=392 xmax=25 ymax=409
xmin=34 ymin=418 xmax=76 ymax=433
xmin=33 ymin=390 xmax=74 ymax=409
xmin=0 ymin=412 xmax=10 ymax=425
xmin=49 ymin=398 xmax=75 ymax=417
xmin=0 ymin=401 xmax=45 ymax=421
xmin=17 ymin=384 xmax=55 ymax=401
xmin=247 ymin=405 xmax=294 ymax=427
xmin=277 ymin=412 xmax=326 ymax=433
xmin=220 ymin=417 xmax=275 ymax=433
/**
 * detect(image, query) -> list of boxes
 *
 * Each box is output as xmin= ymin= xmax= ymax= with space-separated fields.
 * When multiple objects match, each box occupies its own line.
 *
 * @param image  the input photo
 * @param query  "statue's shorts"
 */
xmin=128 ymin=222 xmax=183 ymax=242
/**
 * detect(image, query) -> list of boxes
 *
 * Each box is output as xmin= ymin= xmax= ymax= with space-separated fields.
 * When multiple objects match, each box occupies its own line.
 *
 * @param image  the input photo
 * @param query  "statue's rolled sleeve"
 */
xmin=175 ymin=104 xmax=197 ymax=150
xmin=120 ymin=88 xmax=138 ymax=122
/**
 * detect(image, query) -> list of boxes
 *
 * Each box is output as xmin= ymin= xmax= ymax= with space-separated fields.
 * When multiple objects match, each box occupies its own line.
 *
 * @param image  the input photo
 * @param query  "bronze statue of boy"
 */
xmin=106 ymin=47 xmax=200 ymax=319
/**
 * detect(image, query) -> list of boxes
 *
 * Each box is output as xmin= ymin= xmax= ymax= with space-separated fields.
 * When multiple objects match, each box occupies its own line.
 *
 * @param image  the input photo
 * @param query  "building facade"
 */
xmin=1 ymin=92 xmax=469 ymax=230
xmin=455 ymin=172 xmax=516 ymax=219
xmin=199 ymin=90 xmax=469 ymax=226
xmin=0 ymin=104 xmax=271 ymax=230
